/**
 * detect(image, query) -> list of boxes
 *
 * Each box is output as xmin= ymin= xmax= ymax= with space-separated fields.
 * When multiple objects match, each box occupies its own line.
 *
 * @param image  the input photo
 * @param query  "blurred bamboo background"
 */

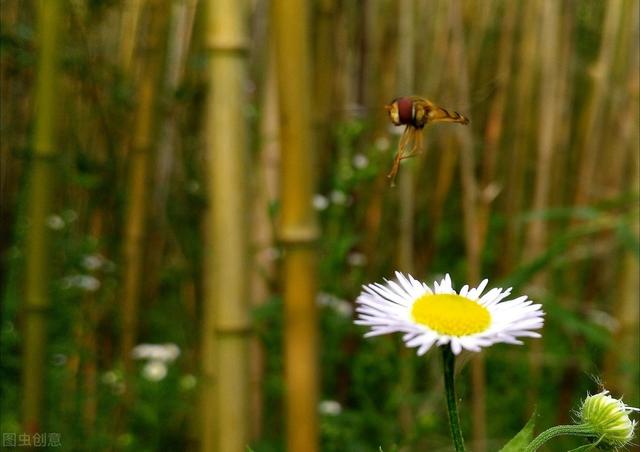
xmin=1 ymin=0 xmax=638 ymax=451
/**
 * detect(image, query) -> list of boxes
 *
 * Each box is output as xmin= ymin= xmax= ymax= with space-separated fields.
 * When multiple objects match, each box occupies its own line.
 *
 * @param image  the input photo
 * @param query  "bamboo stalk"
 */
xmin=333 ymin=2 xmax=352 ymax=122
xmin=606 ymin=138 xmax=639 ymax=398
xmin=478 ymin=0 xmax=516 ymax=246
xmin=549 ymin=1 xmax=576 ymax=210
xmin=82 ymin=210 xmax=104 ymax=435
xmin=602 ymin=1 xmax=639 ymax=400
xmin=573 ymin=0 xmax=623 ymax=208
xmin=465 ymin=0 xmax=496 ymax=76
xmin=200 ymin=0 xmax=251 ymax=450
xmin=396 ymin=0 xmax=415 ymax=273
xmin=555 ymin=0 xmax=623 ymax=421
xmin=0 ymin=1 xmax=21 ymax=275
xmin=362 ymin=0 xmax=396 ymax=272
xmin=598 ymin=0 xmax=637 ymax=196
xmin=313 ymin=0 xmax=336 ymax=174
xmin=144 ymin=0 xmax=198 ymax=306
xmin=603 ymin=149 xmax=639 ymax=398
xmin=395 ymin=0 xmax=416 ymax=441
xmin=249 ymin=36 xmax=281 ymax=441
xmin=120 ymin=0 xmax=166 ymax=383
xmin=523 ymin=0 xmax=561 ymax=412
xmin=499 ymin=0 xmax=539 ymax=276
xmin=448 ymin=1 xmax=485 ymax=450
xmin=273 ymin=0 xmax=320 ymax=449
xmin=417 ymin=0 xmax=453 ymax=272
xmin=153 ymin=0 xmax=198 ymax=212
xmin=447 ymin=2 xmax=480 ymax=285
xmin=119 ymin=0 xmax=144 ymax=74
xmin=22 ymin=0 xmax=61 ymax=435
xmin=363 ymin=0 xmax=387 ymax=140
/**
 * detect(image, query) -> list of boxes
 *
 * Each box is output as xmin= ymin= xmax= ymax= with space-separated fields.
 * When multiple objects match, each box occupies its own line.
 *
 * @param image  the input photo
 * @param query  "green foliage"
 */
xmin=499 ymin=412 xmax=536 ymax=452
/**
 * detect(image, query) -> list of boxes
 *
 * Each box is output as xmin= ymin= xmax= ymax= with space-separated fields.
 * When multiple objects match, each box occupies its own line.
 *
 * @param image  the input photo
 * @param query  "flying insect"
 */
xmin=385 ymin=96 xmax=469 ymax=185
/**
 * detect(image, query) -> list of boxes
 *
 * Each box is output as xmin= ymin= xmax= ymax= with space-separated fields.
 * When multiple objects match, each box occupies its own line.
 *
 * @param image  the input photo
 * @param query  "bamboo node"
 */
xmin=214 ymin=325 xmax=253 ymax=335
xmin=278 ymin=225 xmax=320 ymax=244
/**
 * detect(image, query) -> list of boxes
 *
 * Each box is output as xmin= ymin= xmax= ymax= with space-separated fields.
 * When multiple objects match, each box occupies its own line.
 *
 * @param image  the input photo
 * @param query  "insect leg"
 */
xmin=398 ymin=126 xmax=412 ymax=157
xmin=387 ymin=127 xmax=411 ymax=185
xmin=387 ymin=150 xmax=403 ymax=186
xmin=399 ymin=129 xmax=423 ymax=160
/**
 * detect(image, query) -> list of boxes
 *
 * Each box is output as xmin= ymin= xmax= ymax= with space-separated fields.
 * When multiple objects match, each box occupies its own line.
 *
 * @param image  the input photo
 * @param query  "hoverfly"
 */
xmin=385 ymin=96 xmax=469 ymax=185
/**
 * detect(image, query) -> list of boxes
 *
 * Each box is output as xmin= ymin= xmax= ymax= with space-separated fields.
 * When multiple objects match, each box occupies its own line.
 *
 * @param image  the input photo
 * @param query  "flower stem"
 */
xmin=442 ymin=346 xmax=465 ymax=452
xmin=524 ymin=424 xmax=596 ymax=452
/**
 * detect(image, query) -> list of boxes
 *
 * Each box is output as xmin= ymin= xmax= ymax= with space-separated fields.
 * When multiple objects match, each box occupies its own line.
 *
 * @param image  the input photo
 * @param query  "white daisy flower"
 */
xmin=354 ymin=272 xmax=545 ymax=355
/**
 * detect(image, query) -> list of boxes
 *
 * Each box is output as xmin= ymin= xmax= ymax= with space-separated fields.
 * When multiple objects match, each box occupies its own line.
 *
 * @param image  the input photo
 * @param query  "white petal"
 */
xmin=450 ymin=339 xmax=462 ymax=355
xmin=395 ymin=272 xmax=422 ymax=299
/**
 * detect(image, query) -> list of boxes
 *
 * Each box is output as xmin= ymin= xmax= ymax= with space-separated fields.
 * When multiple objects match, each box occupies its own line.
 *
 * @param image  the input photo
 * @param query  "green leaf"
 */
xmin=499 ymin=412 xmax=536 ymax=452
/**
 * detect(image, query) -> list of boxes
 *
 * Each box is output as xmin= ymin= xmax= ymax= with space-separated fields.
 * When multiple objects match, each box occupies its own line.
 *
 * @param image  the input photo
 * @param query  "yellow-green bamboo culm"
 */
xmin=273 ymin=0 xmax=320 ymax=450
xmin=523 ymin=0 xmax=561 ymax=411
xmin=448 ymin=1 xmax=485 ymax=450
xmin=22 ymin=0 xmax=61 ymax=435
xmin=120 ymin=0 xmax=165 ymax=386
xmin=200 ymin=0 xmax=251 ymax=450
xmin=395 ymin=0 xmax=416 ymax=440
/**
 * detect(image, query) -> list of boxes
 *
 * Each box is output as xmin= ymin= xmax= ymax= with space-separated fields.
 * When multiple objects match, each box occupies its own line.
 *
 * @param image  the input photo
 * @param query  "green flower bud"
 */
xmin=579 ymin=390 xmax=638 ymax=449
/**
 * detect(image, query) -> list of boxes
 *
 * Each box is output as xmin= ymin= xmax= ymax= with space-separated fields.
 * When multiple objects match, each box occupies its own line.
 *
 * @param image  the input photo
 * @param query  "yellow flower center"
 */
xmin=411 ymin=293 xmax=491 ymax=336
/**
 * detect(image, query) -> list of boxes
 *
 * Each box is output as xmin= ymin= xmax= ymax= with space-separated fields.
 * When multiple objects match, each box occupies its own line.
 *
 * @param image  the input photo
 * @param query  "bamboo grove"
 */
xmin=0 ymin=0 xmax=638 ymax=451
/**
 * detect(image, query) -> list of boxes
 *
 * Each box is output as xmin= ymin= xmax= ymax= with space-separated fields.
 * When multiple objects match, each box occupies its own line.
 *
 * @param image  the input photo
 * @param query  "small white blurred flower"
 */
xmin=313 ymin=194 xmax=329 ymax=211
xmin=79 ymin=276 xmax=100 ymax=291
xmin=142 ymin=360 xmax=168 ymax=382
xmin=317 ymin=293 xmax=353 ymax=318
xmin=587 ymin=309 xmax=619 ymax=333
xmin=82 ymin=254 xmax=105 ymax=271
xmin=62 ymin=274 xmax=101 ymax=292
xmin=319 ymin=400 xmax=342 ymax=416
xmin=330 ymin=190 xmax=347 ymax=206
xmin=347 ymin=252 xmax=367 ymax=267
xmin=46 ymin=215 xmax=65 ymax=230
xmin=132 ymin=343 xmax=181 ymax=363
xmin=352 ymin=153 xmax=369 ymax=169
xmin=333 ymin=300 xmax=353 ymax=318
